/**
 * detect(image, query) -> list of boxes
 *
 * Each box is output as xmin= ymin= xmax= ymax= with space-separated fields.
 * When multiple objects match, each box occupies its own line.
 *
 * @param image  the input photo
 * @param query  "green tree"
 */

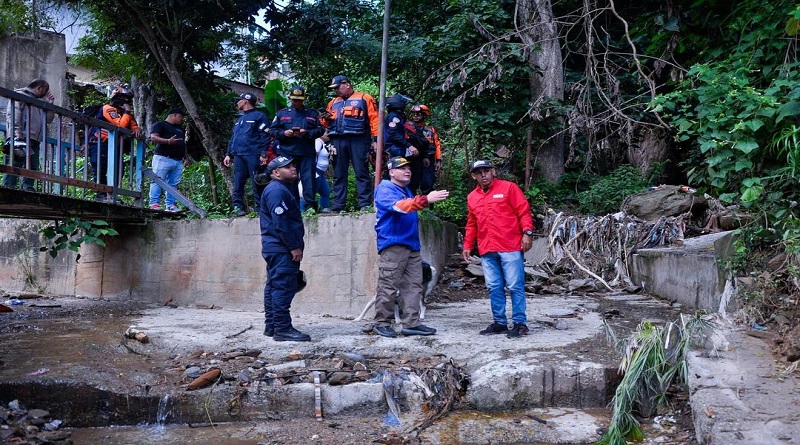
xmin=62 ymin=0 xmax=265 ymax=192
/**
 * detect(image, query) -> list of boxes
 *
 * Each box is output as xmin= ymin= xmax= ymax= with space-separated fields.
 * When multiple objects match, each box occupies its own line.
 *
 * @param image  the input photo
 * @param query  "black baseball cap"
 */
xmin=236 ymin=93 xmax=257 ymax=105
xmin=470 ymin=160 xmax=494 ymax=172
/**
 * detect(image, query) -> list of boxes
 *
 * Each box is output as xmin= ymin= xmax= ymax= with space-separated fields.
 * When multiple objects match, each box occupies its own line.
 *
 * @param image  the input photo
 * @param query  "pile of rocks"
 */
xmin=0 ymin=400 xmax=70 ymax=444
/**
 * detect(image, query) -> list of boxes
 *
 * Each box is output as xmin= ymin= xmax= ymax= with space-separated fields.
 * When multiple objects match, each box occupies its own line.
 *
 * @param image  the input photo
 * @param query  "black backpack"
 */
xmin=82 ymin=104 xmax=105 ymax=142
xmin=82 ymin=104 xmax=105 ymax=121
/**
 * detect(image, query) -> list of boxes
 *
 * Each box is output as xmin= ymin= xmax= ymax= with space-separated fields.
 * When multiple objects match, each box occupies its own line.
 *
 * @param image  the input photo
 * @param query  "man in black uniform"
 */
xmin=148 ymin=107 xmax=186 ymax=211
xmin=259 ymin=156 xmax=310 ymax=342
xmin=269 ymin=86 xmax=324 ymax=211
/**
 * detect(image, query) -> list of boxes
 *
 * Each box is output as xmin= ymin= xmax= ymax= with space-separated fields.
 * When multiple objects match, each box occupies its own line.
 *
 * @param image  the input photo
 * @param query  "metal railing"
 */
xmin=1 ymin=86 xmax=145 ymax=205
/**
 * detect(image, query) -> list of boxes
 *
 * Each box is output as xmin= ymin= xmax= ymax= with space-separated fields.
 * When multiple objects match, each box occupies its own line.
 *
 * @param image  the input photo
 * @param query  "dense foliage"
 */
xmin=18 ymin=0 xmax=800 ymax=237
xmin=651 ymin=1 xmax=800 ymax=254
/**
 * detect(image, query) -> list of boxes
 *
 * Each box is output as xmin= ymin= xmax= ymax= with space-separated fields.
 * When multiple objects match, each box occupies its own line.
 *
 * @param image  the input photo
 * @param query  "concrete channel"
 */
xmin=0 ymin=290 xmax=684 ymax=444
xmin=0 ymin=218 xmax=745 ymax=443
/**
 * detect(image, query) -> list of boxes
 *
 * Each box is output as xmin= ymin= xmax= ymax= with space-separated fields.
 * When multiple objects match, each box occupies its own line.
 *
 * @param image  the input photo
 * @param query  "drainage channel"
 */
xmin=0 ymin=293 xmax=687 ymax=444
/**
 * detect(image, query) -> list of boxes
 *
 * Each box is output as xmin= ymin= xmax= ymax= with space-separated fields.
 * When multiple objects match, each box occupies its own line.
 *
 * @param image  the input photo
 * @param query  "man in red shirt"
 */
xmin=462 ymin=160 xmax=535 ymax=338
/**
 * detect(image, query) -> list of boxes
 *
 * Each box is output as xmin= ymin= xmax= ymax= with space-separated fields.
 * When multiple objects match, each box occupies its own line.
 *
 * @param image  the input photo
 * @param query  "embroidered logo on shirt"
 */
xmin=493 ymin=194 xmax=505 ymax=199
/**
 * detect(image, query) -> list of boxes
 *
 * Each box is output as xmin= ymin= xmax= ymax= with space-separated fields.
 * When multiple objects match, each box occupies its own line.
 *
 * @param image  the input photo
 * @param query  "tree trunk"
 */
xmin=121 ymin=0 xmax=234 ymax=194
xmin=516 ymin=0 xmax=565 ymax=183
xmin=162 ymin=67 xmax=233 ymax=193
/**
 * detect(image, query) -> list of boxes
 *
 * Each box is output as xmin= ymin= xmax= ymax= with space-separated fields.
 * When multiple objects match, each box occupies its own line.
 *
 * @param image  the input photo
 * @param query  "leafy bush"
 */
xmin=577 ymin=165 xmax=648 ymax=215
xmin=39 ymin=218 xmax=119 ymax=262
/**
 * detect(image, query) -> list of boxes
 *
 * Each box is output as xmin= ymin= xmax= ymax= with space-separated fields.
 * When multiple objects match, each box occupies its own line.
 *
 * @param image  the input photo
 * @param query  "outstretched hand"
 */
xmin=426 ymin=189 xmax=449 ymax=204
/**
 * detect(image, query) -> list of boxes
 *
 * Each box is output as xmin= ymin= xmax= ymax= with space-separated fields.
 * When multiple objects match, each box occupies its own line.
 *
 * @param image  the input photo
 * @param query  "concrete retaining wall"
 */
xmin=628 ymin=231 xmax=735 ymax=312
xmin=0 ymin=215 xmax=459 ymax=317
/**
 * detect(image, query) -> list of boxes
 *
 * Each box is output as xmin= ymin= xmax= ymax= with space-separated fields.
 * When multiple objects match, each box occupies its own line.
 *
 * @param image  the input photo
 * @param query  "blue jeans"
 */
xmin=148 ymin=155 xmax=183 ymax=207
xmin=300 ymin=169 xmax=331 ymax=211
xmin=263 ymin=251 xmax=300 ymax=332
xmin=481 ymin=251 xmax=527 ymax=325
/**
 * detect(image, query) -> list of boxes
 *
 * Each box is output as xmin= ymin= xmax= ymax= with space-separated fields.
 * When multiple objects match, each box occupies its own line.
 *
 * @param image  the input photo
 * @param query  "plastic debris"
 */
xmin=43 ymin=419 xmax=63 ymax=431
xmin=124 ymin=326 xmax=150 ymax=343
xmin=751 ymin=322 xmax=768 ymax=331
xmin=4 ymin=299 xmax=24 ymax=305
xmin=27 ymin=368 xmax=50 ymax=376
xmin=381 ymin=411 xmax=400 ymax=426
xmin=187 ymin=368 xmax=221 ymax=390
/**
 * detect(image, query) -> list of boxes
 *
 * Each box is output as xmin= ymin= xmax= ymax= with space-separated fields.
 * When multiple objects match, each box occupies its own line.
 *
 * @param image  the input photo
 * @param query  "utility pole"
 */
xmin=374 ymin=0 xmax=391 ymax=188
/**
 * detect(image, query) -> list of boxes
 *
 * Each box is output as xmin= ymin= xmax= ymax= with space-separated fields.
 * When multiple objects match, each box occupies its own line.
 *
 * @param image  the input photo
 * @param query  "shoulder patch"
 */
xmin=391 ymin=117 xmax=401 ymax=123
xmin=274 ymin=206 xmax=284 ymax=215
xmin=388 ymin=122 xmax=397 ymax=128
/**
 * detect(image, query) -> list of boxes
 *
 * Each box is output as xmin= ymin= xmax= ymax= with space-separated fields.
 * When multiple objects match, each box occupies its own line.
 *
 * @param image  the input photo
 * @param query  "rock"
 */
xmin=778 ymin=324 xmax=800 ymax=361
xmin=544 ymin=309 xmax=576 ymax=318
xmin=568 ymin=278 xmax=595 ymax=292
xmin=0 ymin=429 xmax=16 ymax=441
xmin=541 ymin=284 xmax=565 ymax=294
xmin=27 ymin=408 xmax=49 ymax=419
xmin=339 ymin=352 xmax=367 ymax=368
xmin=625 ymin=284 xmax=642 ymax=293
xmin=243 ymin=349 xmax=262 ymax=358
xmin=284 ymin=350 xmax=303 ymax=361
xmin=327 ymin=371 xmax=352 ymax=386
xmin=622 ymin=185 xmax=708 ymax=222
xmin=525 ymin=267 xmax=549 ymax=280
xmin=465 ymin=264 xmax=484 ymax=277
xmin=265 ymin=360 xmax=306 ymax=372
xmin=548 ymin=275 xmax=568 ymax=286
xmin=736 ymin=277 xmax=755 ymax=288
xmin=766 ymin=252 xmax=788 ymax=272
xmin=224 ymin=351 xmax=245 ymax=360
xmin=554 ymin=320 xmax=569 ymax=330
xmin=525 ymin=284 xmax=543 ymax=294
xmin=183 ymin=366 xmax=203 ymax=380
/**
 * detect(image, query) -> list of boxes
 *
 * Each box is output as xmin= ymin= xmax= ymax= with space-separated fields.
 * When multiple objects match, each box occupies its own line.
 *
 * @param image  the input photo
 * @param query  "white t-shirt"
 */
xmin=315 ymin=138 xmax=331 ymax=173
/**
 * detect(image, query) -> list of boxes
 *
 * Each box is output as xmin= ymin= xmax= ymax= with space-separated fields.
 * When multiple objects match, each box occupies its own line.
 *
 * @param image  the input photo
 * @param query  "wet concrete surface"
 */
xmin=0 ymin=291 xmax=687 ymax=443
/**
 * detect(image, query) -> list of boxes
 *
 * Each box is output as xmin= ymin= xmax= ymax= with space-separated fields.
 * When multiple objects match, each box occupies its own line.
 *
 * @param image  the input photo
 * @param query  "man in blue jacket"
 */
xmin=259 ymin=156 xmax=310 ymax=342
xmin=372 ymin=157 xmax=449 ymax=337
xmin=269 ymin=86 xmax=324 ymax=212
xmin=224 ymin=92 xmax=272 ymax=217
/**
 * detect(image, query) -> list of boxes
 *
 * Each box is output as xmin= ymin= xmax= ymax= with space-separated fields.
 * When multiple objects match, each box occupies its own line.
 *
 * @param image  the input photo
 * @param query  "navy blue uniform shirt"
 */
xmin=259 ymin=179 xmax=305 ymax=254
xmin=227 ymin=109 xmax=271 ymax=156
xmin=269 ymin=106 xmax=324 ymax=157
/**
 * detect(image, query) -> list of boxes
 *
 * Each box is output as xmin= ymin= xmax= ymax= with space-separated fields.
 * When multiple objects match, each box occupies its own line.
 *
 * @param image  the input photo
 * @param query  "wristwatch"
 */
xmin=523 ymin=230 xmax=534 ymax=236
